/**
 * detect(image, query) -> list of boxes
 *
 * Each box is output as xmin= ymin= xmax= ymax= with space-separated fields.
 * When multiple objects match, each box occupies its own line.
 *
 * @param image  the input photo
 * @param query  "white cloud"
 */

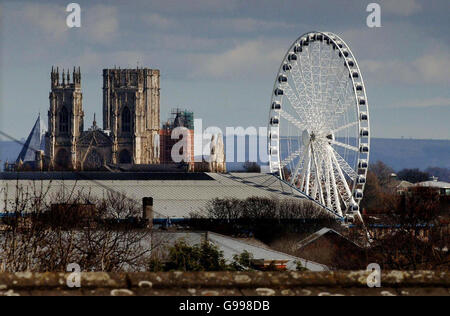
xmin=21 ymin=3 xmax=67 ymax=40
xmin=381 ymin=0 xmax=422 ymax=16
xmin=413 ymin=52 xmax=450 ymax=84
xmin=361 ymin=50 xmax=450 ymax=85
xmin=142 ymin=13 xmax=176 ymax=30
xmin=191 ymin=40 xmax=285 ymax=79
xmin=136 ymin=0 xmax=239 ymax=14
xmin=4 ymin=3 xmax=119 ymax=45
xmin=212 ymin=18 xmax=297 ymax=33
xmin=362 ymin=59 xmax=416 ymax=84
xmin=141 ymin=13 xmax=297 ymax=34
xmin=340 ymin=21 xmax=429 ymax=60
xmin=157 ymin=34 xmax=224 ymax=52
xmin=83 ymin=5 xmax=119 ymax=44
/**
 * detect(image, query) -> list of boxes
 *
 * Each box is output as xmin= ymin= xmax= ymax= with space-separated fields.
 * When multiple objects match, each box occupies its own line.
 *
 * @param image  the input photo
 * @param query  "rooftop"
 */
xmin=1 ymin=173 xmax=328 ymax=219
xmin=153 ymin=231 xmax=328 ymax=271
xmin=416 ymin=180 xmax=450 ymax=189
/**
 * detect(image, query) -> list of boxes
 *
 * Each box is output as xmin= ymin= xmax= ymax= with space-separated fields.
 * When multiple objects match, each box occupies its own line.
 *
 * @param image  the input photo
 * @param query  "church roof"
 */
xmin=78 ymin=129 xmax=113 ymax=147
xmin=16 ymin=115 xmax=45 ymax=163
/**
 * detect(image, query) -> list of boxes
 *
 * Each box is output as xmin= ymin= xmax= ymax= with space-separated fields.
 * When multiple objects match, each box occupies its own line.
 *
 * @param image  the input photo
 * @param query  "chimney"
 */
xmin=142 ymin=197 xmax=154 ymax=229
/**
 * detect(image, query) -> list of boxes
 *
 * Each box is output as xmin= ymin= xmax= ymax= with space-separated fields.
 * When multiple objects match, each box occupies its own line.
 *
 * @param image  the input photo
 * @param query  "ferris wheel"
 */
xmin=268 ymin=32 xmax=370 ymax=221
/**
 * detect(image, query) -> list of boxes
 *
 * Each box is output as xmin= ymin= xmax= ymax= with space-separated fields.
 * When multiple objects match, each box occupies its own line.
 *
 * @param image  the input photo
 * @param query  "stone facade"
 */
xmin=103 ymin=68 xmax=160 ymax=165
xmin=45 ymin=67 xmax=160 ymax=170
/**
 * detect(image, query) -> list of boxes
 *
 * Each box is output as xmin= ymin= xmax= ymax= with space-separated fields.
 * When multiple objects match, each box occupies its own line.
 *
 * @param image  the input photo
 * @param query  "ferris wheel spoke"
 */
xmin=297 ymin=47 xmax=316 ymax=107
xmin=305 ymin=45 xmax=324 ymax=124
xmin=327 ymin=69 xmax=352 ymax=126
xmin=329 ymin=121 xmax=359 ymax=135
xmin=291 ymin=60 xmax=313 ymax=108
xmin=280 ymin=149 xmax=302 ymax=168
xmin=279 ymin=110 xmax=304 ymax=130
xmin=330 ymin=146 xmax=358 ymax=179
xmin=331 ymin=92 xmax=353 ymax=128
xmin=279 ymin=83 xmax=309 ymax=120
xmin=320 ymin=56 xmax=336 ymax=130
xmin=329 ymin=139 xmax=359 ymax=152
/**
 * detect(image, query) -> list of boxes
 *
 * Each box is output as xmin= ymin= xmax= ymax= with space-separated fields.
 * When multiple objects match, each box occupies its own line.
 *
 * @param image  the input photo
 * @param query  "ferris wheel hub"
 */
xmin=302 ymin=129 xmax=311 ymax=145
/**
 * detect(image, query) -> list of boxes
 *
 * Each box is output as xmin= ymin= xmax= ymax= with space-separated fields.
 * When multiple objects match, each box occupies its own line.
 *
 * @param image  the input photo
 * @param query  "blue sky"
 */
xmin=0 ymin=0 xmax=449 ymax=141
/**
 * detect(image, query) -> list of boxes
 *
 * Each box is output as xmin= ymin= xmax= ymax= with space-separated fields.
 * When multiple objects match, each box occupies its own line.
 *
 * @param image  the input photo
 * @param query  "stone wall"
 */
xmin=0 ymin=271 xmax=448 ymax=296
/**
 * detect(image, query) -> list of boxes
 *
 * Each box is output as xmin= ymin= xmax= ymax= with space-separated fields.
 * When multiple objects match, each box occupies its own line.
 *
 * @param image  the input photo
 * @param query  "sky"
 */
xmin=0 ymin=0 xmax=449 ymax=141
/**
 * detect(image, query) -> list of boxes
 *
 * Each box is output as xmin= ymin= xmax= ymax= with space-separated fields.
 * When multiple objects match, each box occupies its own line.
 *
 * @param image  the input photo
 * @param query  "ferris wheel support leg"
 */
xmin=328 ymin=153 xmax=342 ymax=216
xmin=311 ymin=144 xmax=325 ymax=205
xmin=299 ymin=146 xmax=310 ymax=193
xmin=290 ymin=149 xmax=306 ymax=186
xmin=304 ymin=155 xmax=311 ymax=196
xmin=324 ymin=154 xmax=333 ymax=209
xmin=300 ymin=146 xmax=311 ymax=192
xmin=330 ymin=148 xmax=353 ymax=210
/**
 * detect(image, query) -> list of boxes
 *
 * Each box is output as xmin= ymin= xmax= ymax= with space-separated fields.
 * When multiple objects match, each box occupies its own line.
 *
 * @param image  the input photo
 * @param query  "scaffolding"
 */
xmin=163 ymin=109 xmax=194 ymax=130
xmin=160 ymin=109 xmax=195 ymax=165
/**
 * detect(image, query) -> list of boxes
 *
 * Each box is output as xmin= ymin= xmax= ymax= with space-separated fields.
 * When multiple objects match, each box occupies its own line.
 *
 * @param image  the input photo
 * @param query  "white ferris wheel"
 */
xmin=268 ymin=32 xmax=370 ymax=222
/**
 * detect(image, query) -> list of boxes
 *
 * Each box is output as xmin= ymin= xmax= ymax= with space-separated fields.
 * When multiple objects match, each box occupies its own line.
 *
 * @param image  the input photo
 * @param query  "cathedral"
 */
xmin=5 ymin=66 xmax=226 ymax=173
xmin=45 ymin=66 xmax=160 ymax=170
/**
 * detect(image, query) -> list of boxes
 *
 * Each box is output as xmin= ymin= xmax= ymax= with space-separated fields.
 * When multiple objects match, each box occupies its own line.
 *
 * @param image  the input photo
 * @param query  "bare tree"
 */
xmin=190 ymin=197 xmax=338 ymax=243
xmin=370 ymin=161 xmax=395 ymax=187
xmin=0 ymin=180 xmax=157 ymax=272
xmin=368 ymin=187 xmax=449 ymax=271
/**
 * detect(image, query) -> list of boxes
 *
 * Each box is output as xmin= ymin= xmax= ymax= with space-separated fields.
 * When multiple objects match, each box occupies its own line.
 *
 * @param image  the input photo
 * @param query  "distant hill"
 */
xmin=1 ymin=137 xmax=449 ymax=172
xmin=370 ymin=138 xmax=450 ymax=171
xmin=231 ymin=137 xmax=450 ymax=173
xmin=0 ymin=140 xmax=22 ymax=169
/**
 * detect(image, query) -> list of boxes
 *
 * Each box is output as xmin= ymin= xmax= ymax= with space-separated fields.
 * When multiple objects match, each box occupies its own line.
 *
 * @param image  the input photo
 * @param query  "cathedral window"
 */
xmin=59 ymin=107 xmax=69 ymax=133
xmin=122 ymin=106 xmax=131 ymax=133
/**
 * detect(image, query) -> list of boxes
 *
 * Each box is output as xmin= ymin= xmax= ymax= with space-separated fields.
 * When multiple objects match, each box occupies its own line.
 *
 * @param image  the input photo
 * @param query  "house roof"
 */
xmin=387 ymin=180 xmax=413 ymax=189
xmin=154 ymin=231 xmax=328 ymax=271
xmin=416 ymin=181 xmax=450 ymax=189
xmin=0 ymin=173 xmax=328 ymax=219
xmin=207 ymin=232 xmax=328 ymax=271
xmin=397 ymin=180 xmax=414 ymax=188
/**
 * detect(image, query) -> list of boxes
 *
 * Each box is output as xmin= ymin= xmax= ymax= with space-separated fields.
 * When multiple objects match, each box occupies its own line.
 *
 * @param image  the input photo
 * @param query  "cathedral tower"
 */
xmin=46 ymin=67 xmax=84 ymax=169
xmin=102 ymin=68 xmax=160 ymax=164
